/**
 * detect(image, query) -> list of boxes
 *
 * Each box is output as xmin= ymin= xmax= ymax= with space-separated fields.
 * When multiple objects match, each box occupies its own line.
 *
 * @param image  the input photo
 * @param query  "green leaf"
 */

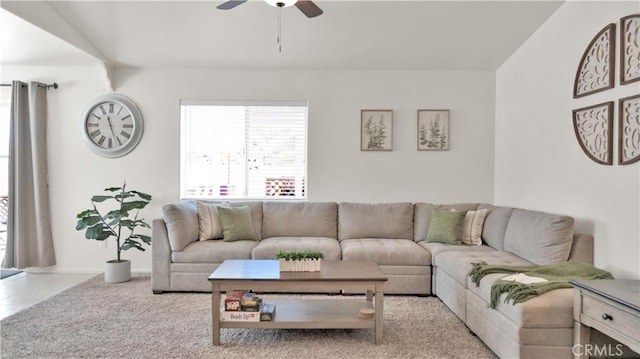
xmin=91 ymin=195 xmax=113 ymax=202
xmin=75 ymin=215 xmax=101 ymax=230
xmin=85 ymin=224 xmax=112 ymax=240
xmin=115 ymin=192 xmax=135 ymax=201
xmin=76 ymin=209 xmax=98 ymax=218
xmin=104 ymin=187 xmax=123 ymax=192
xmin=135 ymin=220 xmax=150 ymax=228
xmin=130 ymin=191 xmax=152 ymax=201
xmin=105 ymin=210 xmax=124 ymax=220
xmin=132 ymin=234 xmax=151 ymax=244
xmin=122 ymin=201 xmax=149 ymax=211
xmin=120 ymin=219 xmax=135 ymax=230
xmin=122 ymin=239 xmax=146 ymax=252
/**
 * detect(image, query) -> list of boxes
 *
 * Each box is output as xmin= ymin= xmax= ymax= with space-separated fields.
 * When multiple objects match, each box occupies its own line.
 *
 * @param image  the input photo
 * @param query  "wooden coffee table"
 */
xmin=208 ymin=259 xmax=387 ymax=345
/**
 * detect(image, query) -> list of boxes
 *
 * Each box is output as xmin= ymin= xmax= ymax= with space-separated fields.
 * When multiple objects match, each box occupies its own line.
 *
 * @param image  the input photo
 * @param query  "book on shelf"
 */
xmin=241 ymin=292 xmax=261 ymax=307
xmin=219 ymin=302 xmax=276 ymax=322
xmin=224 ymin=290 xmax=248 ymax=311
xmin=260 ymin=303 xmax=276 ymax=321
xmin=220 ymin=310 xmax=260 ymax=322
xmin=241 ymin=298 xmax=263 ymax=312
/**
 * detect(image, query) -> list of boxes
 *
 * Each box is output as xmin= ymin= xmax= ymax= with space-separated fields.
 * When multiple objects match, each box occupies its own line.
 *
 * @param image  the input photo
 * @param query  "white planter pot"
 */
xmin=279 ymin=258 xmax=322 ymax=272
xmin=105 ymin=260 xmax=131 ymax=283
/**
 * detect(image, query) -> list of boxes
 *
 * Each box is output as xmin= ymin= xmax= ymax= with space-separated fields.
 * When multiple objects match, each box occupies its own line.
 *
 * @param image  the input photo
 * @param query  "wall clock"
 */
xmin=80 ymin=93 xmax=143 ymax=158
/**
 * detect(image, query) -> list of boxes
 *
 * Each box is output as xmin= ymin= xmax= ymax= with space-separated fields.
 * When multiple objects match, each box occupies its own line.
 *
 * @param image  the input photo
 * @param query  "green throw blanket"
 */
xmin=469 ymin=261 xmax=614 ymax=309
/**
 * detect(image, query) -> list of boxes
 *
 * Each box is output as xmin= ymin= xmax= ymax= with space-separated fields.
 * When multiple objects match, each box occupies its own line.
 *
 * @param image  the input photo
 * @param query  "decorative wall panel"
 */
xmin=619 ymin=95 xmax=640 ymax=165
xmin=573 ymin=102 xmax=614 ymax=165
xmin=621 ymin=15 xmax=640 ymax=85
xmin=574 ymin=24 xmax=616 ymax=98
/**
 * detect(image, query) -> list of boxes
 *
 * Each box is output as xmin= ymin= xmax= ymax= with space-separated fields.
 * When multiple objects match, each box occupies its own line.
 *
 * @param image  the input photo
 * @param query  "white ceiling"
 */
xmin=0 ymin=0 xmax=564 ymax=71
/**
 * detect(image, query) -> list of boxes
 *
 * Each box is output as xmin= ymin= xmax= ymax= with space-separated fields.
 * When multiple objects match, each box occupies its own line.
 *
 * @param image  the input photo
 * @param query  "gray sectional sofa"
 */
xmin=151 ymin=201 xmax=593 ymax=358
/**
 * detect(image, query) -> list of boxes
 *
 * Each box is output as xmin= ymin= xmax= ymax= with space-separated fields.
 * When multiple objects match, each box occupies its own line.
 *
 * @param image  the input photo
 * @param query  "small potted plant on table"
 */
xmin=75 ymin=183 xmax=152 ymax=283
xmin=276 ymin=250 xmax=324 ymax=272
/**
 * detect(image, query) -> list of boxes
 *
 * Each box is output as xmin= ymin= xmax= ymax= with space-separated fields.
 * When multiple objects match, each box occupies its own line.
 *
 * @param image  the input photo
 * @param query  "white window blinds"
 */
xmin=180 ymin=101 xmax=307 ymax=199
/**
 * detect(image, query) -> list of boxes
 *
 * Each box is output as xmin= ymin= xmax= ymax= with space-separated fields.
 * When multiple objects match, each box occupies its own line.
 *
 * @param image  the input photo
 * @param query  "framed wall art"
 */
xmin=573 ymin=23 xmax=615 ymax=98
xmin=361 ymin=109 xmax=393 ymax=151
xmin=621 ymin=14 xmax=640 ymax=85
xmin=619 ymin=94 xmax=640 ymax=165
xmin=572 ymin=102 xmax=614 ymax=165
xmin=417 ymin=109 xmax=450 ymax=151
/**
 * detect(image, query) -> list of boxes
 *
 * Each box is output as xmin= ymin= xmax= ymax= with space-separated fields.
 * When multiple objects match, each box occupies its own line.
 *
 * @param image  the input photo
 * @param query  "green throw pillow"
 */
xmin=217 ymin=206 xmax=258 ymax=242
xmin=426 ymin=209 xmax=467 ymax=245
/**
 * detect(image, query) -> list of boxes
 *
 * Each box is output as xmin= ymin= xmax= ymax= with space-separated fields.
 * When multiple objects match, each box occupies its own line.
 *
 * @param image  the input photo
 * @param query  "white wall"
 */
xmin=495 ymin=1 xmax=640 ymax=279
xmin=1 ymin=66 xmax=495 ymax=272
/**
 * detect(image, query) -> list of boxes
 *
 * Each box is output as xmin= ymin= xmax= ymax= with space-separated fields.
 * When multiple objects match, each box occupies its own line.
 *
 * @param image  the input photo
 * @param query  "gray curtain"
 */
xmin=2 ymin=81 xmax=55 ymax=269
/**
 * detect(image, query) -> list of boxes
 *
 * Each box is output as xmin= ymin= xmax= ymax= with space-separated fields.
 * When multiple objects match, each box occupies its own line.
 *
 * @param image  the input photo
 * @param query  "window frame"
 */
xmin=179 ymin=100 xmax=309 ymax=201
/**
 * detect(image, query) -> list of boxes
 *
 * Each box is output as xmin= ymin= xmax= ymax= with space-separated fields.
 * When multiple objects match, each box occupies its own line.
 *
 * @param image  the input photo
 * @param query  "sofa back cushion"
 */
xmin=338 ymin=202 xmax=413 ymax=240
xmin=413 ymin=203 xmax=480 ymax=242
xmin=477 ymin=204 xmax=514 ymax=250
xmin=503 ymin=208 xmax=574 ymax=265
xmin=262 ymin=202 xmax=338 ymax=238
xmin=162 ymin=201 xmax=199 ymax=251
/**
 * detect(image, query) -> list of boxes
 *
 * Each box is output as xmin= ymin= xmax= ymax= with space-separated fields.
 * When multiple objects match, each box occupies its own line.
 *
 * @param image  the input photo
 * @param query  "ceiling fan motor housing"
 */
xmin=265 ymin=0 xmax=296 ymax=8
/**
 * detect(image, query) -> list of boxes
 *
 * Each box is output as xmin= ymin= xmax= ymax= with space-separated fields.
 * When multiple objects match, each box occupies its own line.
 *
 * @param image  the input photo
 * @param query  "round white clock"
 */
xmin=80 ymin=93 xmax=143 ymax=158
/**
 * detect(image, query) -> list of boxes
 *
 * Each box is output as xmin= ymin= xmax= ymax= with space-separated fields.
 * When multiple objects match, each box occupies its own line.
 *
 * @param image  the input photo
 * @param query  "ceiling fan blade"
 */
xmin=216 ymin=1 xmax=248 ymax=10
xmin=295 ymin=0 xmax=323 ymax=18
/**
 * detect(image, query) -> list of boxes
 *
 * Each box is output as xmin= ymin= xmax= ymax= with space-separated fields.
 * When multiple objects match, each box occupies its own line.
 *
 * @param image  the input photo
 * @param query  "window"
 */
xmin=180 ymin=101 xmax=307 ymax=200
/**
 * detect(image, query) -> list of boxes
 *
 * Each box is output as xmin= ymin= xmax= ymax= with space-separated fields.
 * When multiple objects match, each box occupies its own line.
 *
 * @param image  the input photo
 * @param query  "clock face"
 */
xmin=80 ymin=94 xmax=143 ymax=158
xmin=85 ymin=101 xmax=135 ymax=150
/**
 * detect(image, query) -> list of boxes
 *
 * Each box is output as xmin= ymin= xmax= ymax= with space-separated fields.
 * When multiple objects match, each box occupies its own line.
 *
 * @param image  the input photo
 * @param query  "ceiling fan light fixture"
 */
xmin=265 ymin=0 xmax=296 ymax=8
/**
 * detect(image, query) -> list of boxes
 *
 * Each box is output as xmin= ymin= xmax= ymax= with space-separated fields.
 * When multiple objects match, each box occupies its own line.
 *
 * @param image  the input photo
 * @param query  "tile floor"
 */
xmin=0 ymin=272 xmax=96 ymax=320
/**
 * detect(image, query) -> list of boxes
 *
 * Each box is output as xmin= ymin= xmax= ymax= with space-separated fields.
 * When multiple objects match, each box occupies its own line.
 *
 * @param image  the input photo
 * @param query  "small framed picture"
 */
xmin=361 ymin=109 xmax=393 ymax=151
xmin=417 ymin=109 xmax=450 ymax=151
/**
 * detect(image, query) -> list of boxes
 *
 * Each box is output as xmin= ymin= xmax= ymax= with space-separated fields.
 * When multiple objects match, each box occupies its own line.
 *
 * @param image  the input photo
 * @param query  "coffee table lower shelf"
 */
xmin=219 ymin=299 xmax=376 ymax=329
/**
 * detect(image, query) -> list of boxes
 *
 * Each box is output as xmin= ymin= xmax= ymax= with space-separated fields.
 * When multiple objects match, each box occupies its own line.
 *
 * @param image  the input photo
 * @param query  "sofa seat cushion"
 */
xmin=171 ymin=240 xmax=257 ymax=263
xmin=418 ymin=242 xmax=493 ymax=261
xmin=340 ymin=238 xmax=431 ymax=266
xmin=251 ymin=237 xmax=342 ymax=260
xmin=466 ymin=273 xmax=574 ymax=328
xmin=434 ymin=250 xmax=531 ymax=287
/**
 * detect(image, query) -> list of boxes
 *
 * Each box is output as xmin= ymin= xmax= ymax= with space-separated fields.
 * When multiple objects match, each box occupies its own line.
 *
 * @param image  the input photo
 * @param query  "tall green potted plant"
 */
xmin=75 ymin=183 xmax=152 ymax=283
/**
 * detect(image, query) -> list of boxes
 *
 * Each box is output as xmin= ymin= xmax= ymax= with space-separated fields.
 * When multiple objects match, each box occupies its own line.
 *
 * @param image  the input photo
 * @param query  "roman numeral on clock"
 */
xmin=90 ymin=129 xmax=101 ymax=138
xmin=121 ymin=115 xmax=131 ymax=121
xmin=98 ymin=136 xmax=106 ymax=146
xmin=120 ymin=131 xmax=131 ymax=139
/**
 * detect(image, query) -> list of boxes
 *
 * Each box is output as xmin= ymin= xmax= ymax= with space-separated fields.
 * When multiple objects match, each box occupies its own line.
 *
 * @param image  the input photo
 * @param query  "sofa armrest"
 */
xmin=568 ymin=232 xmax=593 ymax=264
xmin=151 ymin=218 xmax=171 ymax=293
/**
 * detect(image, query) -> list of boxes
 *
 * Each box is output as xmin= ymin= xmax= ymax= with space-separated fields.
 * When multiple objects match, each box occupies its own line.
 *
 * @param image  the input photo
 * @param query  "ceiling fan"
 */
xmin=217 ymin=0 xmax=323 ymax=18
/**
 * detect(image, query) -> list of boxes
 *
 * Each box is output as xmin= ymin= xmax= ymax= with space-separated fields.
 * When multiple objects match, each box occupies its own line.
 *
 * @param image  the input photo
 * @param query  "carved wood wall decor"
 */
xmin=619 ymin=94 xmax=640 ymax=165
xmin=573 ymin=102 xmax=614 ymax=165
xmin=574 ymin=24 xmax=616 ymax=98
xmin=621 ymin=15 xmax=640 ymax=85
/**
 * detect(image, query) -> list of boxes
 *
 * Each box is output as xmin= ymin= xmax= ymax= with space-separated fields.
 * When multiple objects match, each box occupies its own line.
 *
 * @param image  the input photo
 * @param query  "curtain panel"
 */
xmin=3 ymin=81 xmax=55 ymax=269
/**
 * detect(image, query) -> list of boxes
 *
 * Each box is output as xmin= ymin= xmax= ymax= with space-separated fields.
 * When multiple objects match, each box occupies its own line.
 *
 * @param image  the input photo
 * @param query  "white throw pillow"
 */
xmin=197 ymin=202 xmax=224 ymax=241
xmin=461 ymin=209 xmax=487 ymax=245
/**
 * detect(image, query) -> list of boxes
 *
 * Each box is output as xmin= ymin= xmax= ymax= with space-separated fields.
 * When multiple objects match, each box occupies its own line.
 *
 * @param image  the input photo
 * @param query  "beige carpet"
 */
xmin=1 ymin=274 xmax=496 ymax=359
